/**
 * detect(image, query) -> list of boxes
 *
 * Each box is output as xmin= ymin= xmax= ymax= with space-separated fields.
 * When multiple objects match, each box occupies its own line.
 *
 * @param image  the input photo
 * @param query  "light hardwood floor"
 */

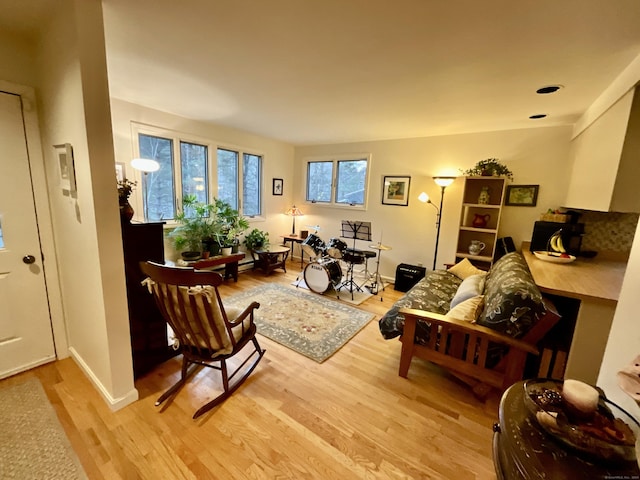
xmin=6 ymin=258 xmax=501 ymax=479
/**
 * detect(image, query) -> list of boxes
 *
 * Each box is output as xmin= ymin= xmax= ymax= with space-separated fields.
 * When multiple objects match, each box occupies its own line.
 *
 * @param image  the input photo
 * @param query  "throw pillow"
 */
xmin=445 ymin=295 xmax=484 ymax=322
xmin=450 ymin=274 xmax=485 ymax=309
xmin=447 ymin=258 xmax=486 ymax=280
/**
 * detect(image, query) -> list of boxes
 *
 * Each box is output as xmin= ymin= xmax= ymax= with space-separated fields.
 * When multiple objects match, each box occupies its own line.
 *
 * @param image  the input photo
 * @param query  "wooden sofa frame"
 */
xmin=398 ymin=298 xmax=560 ymax=398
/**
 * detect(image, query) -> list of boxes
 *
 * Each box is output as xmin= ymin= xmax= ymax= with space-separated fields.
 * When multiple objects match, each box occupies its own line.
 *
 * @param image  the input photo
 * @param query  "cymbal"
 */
xmin=370 ymin=243 xmax=391 ymax=251
xmin=306 ymin=224 xmax=321 ymax=231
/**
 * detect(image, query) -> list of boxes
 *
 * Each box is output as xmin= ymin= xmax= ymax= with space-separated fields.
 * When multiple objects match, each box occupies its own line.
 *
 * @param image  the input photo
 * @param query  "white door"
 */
xmin=0 ymin=91 xmax=55 ymax=378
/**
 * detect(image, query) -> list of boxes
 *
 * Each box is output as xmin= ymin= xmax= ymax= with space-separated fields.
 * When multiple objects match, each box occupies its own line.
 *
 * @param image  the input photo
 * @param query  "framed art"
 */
xmin=505 ymin=184 xmax=539 ymax=206
xmin=382 ymin=175 xmax=411 ymax=206
xmin=54 ymin=143 xmax=76 ymax=194
xmin=272 ymin=178 xmax=283 ymax=196
xmin=115 ymin=162 xmax=125 ymax=182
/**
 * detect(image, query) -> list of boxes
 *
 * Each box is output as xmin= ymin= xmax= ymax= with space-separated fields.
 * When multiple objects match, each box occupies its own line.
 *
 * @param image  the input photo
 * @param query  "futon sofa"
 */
xmin=379 ymin=252 xmax=560 ymax=398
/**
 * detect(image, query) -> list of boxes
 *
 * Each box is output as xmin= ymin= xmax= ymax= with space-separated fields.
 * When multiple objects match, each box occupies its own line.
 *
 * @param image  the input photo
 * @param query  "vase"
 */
xmin=472 ymin=213 xmax=490 ymax=228
xmin=478 ymin=186 xmax=491 ymax=204
xmin=119 ymin=200 xmax=134 ymax=222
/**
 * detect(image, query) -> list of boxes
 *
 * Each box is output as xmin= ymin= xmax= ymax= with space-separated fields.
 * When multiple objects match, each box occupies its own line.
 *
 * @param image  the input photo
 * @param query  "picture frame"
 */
xmin=54 ymin=143 xmax=76 ymax=194
xmin=115 ymin=162 xmax=125 ymax=182
xmin=382 ymin=175 xmax=411 ymax=206
xmin=272 ymin=178 xmax=283 ymax=196
xmin=505 ymin=184 xmax=539 ymax=207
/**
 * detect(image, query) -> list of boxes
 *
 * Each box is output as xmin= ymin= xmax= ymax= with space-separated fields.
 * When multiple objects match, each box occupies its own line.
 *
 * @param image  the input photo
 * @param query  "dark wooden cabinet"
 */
xmin=121 ymin=222 xmax=175 ymax=378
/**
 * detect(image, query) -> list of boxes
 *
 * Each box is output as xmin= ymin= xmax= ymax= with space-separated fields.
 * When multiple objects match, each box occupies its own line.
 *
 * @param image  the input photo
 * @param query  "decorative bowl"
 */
xmin=524 ymin=379 xmax=640 ymax=463
xmin=533 ymin=251 xmax=576 ymax=264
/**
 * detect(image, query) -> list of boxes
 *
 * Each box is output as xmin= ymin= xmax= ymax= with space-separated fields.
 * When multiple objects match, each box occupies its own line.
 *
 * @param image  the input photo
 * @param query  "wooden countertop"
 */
xmin=521 ymin=243 xmax=626 ymax=303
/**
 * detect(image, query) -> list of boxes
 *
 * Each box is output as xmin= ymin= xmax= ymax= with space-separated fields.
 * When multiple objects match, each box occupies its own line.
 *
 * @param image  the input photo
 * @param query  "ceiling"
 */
xmin=5 ymin=1 xmax=640 ymax=145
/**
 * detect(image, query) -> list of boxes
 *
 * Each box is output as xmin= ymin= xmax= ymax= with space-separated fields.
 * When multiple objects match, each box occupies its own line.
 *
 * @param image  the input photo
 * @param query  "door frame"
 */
xmin=1 ymin=80 xmax=68 ymax=359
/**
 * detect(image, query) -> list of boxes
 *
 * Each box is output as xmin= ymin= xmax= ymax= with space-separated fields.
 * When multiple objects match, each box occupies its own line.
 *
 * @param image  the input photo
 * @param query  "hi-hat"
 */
xmin=306 ymin=225 xmax=321 ymax=231
xmin=370 ymin=243 xmax=391 ymax=251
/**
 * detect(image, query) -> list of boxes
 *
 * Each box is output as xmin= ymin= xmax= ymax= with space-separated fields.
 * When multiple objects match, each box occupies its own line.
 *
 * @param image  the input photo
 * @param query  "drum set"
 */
xmin=297 ymin=232 xmax=390 ymax=300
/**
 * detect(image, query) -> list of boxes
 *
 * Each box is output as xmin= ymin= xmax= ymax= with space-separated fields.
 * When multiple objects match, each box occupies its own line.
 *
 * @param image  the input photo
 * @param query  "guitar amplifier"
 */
xmin=394 ymin=263 xmax=426 ymax=292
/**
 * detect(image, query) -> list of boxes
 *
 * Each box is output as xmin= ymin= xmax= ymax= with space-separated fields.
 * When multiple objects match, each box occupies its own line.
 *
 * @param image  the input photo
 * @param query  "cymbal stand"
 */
xmin=366 ymin=243 xmax=390 ymax=301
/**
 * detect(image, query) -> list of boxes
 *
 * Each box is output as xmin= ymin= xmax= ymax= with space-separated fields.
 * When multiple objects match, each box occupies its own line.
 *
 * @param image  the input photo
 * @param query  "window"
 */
xmin=133 ymin=125 xmax=263 ymax=221
xmin=306 ymin=155 xmax=369 ymax=207
xmin=217 ymin=148 xmax=263 ymax=217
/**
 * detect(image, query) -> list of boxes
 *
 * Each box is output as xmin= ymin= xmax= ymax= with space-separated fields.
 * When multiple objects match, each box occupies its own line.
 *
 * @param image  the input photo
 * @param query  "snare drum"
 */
xmin=326 ymin=238 xmax=348 ymax=259
xmin=303 ymin=258 xmax=343 ymax=294
xmin=301 ymin=233 xmax=326 ymax=257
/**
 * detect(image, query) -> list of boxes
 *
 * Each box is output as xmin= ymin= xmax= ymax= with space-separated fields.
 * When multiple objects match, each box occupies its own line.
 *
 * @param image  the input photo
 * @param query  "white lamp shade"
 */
xmin=131 ymin=158 xmax=160 ymax=173
xmin=433 ymin=176 xmax=455 ymax=188
xmin=418 ymin=192 xmax=430 ymax=203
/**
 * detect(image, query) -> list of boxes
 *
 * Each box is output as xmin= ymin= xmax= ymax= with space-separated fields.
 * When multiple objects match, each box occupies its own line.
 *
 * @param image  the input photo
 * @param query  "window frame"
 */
xmin=304 ymin=153 xmax=371 ymax=210
xmin=131 ymin=123 xmax=265 ymax=223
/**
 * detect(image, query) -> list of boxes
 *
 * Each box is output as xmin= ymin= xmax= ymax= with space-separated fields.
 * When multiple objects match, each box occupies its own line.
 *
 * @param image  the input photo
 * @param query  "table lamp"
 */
xmin=285 ymin=205 xmax=304 ymax=236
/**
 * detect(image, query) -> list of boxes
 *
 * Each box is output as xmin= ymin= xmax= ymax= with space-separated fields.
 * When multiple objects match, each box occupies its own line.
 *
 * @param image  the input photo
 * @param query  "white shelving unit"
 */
xmin=455 ymin=176 xmax=507 ymax=270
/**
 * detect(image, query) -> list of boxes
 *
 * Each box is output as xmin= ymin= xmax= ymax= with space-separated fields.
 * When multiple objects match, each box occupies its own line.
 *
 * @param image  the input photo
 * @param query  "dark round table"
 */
xmin=493 ymin=381 xmax=640 ymax=480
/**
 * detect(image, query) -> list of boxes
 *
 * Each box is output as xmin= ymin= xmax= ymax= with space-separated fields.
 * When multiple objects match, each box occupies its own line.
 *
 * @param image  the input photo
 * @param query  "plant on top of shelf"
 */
xmin=169 ymin=194 xmax=218 ymax=254
xmin=461 ymin=158 xmax=514 ymax=180
xmin=243 ymin=228 xmax=269 ymax=251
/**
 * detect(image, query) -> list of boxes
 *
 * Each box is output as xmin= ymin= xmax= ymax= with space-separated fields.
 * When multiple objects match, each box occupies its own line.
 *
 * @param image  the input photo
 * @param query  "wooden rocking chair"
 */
xmin=140 ymin=262 xmax=265 ymax=418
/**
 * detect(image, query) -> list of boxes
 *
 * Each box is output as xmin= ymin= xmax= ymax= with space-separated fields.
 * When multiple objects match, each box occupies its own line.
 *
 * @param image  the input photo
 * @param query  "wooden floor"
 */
xmin=6 ymin=259 xmax=501 ymax=479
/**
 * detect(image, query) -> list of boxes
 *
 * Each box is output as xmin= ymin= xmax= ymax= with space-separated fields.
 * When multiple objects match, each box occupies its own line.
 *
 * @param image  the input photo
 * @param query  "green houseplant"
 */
xmin=243 ymin=228 xmax=269 ymax=251
xmin=169 ymin=195 xmax=219 ymax=259
xmin=462 ymin=158 xmax=514 ymax=180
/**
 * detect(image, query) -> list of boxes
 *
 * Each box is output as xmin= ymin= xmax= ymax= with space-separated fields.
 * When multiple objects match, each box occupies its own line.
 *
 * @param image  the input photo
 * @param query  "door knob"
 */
xmin=23 ymin=255 xmax=36 ymax=264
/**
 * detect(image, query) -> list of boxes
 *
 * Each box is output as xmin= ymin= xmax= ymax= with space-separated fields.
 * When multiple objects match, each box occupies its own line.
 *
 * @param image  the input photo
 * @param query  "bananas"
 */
xmin=548 ymin=229 xmax=566 ymax=253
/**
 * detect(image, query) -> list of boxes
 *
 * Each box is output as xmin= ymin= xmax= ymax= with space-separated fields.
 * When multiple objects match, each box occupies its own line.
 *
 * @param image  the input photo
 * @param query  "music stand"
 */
xmin=336 ymin=221 xmax=371 ymax=299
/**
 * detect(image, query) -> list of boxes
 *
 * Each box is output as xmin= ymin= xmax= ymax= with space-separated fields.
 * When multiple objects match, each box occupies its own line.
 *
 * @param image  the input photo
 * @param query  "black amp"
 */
xmin=394 ymin=263 xmax=426 ymax=292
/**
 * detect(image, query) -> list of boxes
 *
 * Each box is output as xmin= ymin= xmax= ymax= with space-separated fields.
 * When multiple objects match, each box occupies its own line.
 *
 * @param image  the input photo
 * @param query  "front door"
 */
xmin=0 ymin=90 xmax=55 ymax=378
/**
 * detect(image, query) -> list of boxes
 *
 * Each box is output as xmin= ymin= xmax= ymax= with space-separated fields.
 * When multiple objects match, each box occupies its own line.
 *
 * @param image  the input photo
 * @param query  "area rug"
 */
xmin=0 ymin=377 xmax=88 ymax=479
xmin=225 ymin=283 xmax=375 ymax=362
xmin=291 ymin=278 xmax=373 ymax=306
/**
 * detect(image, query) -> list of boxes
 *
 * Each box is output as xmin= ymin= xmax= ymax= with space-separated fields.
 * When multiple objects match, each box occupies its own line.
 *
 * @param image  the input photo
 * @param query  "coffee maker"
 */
xmin=530 ymin=221 xmax=584 ymax=255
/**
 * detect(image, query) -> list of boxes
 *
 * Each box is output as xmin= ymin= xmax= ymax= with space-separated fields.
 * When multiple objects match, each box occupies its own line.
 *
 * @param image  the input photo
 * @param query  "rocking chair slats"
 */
xmin=140 ymin=261 xmax=265 ymax=419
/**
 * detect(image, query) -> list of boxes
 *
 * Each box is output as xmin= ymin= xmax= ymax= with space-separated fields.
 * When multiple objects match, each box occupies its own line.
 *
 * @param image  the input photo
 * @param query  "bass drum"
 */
xmin=326 ymin=238 xmax=347 ymax=259
xmin=303 ymin=258 xmax=343 ymax=294
xmin=301 ymin=233 xmax=326 ymax=258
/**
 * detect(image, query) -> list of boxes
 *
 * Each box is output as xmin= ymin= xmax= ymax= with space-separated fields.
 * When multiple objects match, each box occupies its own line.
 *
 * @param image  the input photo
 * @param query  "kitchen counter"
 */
xmin=522 ymin=243 xmax=628 ymax=384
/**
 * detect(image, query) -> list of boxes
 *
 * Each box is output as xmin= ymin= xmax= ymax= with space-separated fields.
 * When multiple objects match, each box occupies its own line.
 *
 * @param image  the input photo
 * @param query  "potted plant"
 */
xmin=117 ymin=178 xmax=137 ymax=222
xmin=213 ymin=199 xmax=250 ymax=253
xmin=461 ymin=158 xmax=514 ymax=180
xmin=243 ymin=228 xmax=269 ymax=252
xmin=169 ymin=194 xmax=219 ymax=260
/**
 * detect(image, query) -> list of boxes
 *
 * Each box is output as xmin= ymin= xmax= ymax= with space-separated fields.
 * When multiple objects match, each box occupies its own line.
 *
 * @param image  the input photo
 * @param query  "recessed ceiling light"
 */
xmin=536 ymin=85 xmax=563 ymax=94
xmin=529 ymin=114 xmax=547 ymax=119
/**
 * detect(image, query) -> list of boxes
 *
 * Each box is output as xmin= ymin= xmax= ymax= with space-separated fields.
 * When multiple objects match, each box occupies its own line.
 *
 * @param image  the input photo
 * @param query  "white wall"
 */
xmin=295 ymin=125 xmax=573 ymax=278
xmin=110 ymin=98 xmax=296 ymax=261
xmin=34 ymin=0 xmax=136 ymax=407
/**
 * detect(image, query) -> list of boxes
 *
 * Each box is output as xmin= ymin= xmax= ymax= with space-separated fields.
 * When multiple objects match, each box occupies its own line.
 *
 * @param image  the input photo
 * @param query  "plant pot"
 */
xmin=181 ymin=251 xmax=201 ymax=261
xmin=119 ymin=200 xmax=134 ymax=222
xmin=221 ymin=246 xmax=232 ymax=256
xmin=231 ymin=244 xmax=239 ymax=253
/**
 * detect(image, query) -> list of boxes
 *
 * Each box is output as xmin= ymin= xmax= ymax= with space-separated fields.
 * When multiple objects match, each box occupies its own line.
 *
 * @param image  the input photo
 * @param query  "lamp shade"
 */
xmin=433 ymin=176 xmax=455 ymax=188
xmin=418 ymin=192 xmax=430 ymax=203
xmin=285 ymin=205 xmax=304 ymax=216
xmin=131 ymin=158 xmax=160 ymax=173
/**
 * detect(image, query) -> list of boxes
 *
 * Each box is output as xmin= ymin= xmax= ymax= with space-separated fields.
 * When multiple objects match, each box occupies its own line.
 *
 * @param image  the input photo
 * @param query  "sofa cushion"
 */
xmin=450 ymin=274 xmax=485 ymax=309
xmin=445 ymin=295 xmax=484 ymax=322
xmin=447 ymin=258 xmax=486 ymax=280
xmin=476 ymin=252 xmax=545 ymax=338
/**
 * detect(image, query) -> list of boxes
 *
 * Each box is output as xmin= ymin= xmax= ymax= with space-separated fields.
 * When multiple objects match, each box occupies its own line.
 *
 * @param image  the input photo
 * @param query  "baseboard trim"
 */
xmin=68 ymin=347 xmax=139 ymax=411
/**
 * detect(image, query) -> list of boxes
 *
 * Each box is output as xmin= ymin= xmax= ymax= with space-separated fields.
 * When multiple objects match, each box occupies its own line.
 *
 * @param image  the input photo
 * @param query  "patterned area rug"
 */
xmin=0 ymin=377 xmax=87 ymax=479
xmin=291 ymin=278 xmax=373 ymax=306
xmin=225 ymin=283 xmax=375 ymax=362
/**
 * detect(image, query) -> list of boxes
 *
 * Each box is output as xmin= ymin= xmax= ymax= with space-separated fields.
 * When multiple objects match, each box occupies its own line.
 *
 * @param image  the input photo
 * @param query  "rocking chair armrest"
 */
xmin=227 ymin=301 xmax=260 ymax=327
xmin=398 ymin=307 xmax=539 ymax=355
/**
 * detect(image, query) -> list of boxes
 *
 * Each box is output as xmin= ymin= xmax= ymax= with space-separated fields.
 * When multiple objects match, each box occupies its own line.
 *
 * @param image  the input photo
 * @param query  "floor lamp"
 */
xmin=418 ymin=176 xmax=455 ymax=270
xmin=285 ymin=205 xmax=304 ymax=236
xmin=131 ymin=158 xmax=160 ymax=222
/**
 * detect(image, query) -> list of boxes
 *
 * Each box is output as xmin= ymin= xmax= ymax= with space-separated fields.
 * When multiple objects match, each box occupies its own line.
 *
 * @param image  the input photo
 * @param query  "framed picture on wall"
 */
xmin=382 ymin=175 xmax=411 ymax=206
xmin=54 ymin=143 xmax=76 ymax=195
xmin=505 ymin=184 xmax=539 ymax=206
xmin=273 ymin=178 xmax=283 ymax=196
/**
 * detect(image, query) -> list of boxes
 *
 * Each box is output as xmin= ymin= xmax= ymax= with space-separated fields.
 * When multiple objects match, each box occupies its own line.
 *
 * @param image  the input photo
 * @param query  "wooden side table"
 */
xmin=281 ymin=234 xmax=305 ymax=269
xmin=193 ymin=252 xmax=245 ymax=282
xmin=253 ymin=245 xmax=290 ymax=275
xmin=493 ymin=381 xmax=640 ymax=479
